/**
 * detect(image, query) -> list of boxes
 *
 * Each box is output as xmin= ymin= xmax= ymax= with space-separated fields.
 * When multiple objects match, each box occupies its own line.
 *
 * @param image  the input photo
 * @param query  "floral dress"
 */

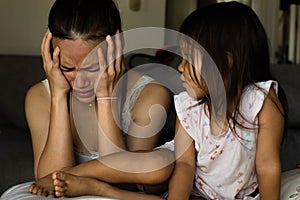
xmin=174 ymin=80 xmax=278 ymax=200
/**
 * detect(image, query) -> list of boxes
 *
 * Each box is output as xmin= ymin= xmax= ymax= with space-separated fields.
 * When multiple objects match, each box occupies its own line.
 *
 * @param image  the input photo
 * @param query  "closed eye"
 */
xmin=60 ymin=65 xmax=76 ymax=72
xmin=81 ymin=64 xmax=100 ymax=72
xmin=59 ymin=64 xmax=100 ymax=73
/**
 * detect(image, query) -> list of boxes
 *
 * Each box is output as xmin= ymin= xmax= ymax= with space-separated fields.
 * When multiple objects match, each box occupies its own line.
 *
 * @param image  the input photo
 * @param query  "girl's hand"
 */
xmin=95 ymin=30 xmax=125 ymax=97
xmin=41 ymin=29 xmax=70 ymax=98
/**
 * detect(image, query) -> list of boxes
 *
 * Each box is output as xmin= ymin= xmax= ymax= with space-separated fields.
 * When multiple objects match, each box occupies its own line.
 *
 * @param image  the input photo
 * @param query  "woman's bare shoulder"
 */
xmin=25 ymin=81 xmax=50 ymax=107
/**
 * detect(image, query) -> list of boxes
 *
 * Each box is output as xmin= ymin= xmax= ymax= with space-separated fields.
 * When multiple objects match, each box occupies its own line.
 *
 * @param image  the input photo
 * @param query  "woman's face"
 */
xmin=52 ymin=38 xmax=103 ymax=103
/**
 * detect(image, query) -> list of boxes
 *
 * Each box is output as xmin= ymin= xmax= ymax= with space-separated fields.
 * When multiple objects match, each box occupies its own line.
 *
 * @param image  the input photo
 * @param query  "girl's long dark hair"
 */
xmin=180 ymin=2 xmax=288 ymax=137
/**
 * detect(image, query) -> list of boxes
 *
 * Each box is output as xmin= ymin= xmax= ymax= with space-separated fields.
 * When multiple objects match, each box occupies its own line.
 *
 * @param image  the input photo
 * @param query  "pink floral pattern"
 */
xmin=174 ymin=80 xmax=278 ymax=199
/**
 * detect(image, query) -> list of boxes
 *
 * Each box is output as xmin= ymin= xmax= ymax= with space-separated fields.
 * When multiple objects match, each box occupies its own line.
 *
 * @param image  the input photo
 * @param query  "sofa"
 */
xmin=0 ymin=54 xmax=299 ymax=195
xmin=271 ymin=64 xmax=300 ymax=171
xmin=0 ymin=55 xmax=45 ymax=194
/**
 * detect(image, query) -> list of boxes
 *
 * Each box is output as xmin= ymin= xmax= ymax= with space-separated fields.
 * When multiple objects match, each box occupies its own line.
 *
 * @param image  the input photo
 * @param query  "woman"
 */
xmin=1 ymin=0 xmax=174 ymax=199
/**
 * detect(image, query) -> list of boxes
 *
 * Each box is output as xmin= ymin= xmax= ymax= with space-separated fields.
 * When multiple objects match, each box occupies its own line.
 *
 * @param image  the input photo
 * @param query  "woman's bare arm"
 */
xmin=25 ymin=82 xmax=74 ymax=179
xmin=26 ymin=30 xmax=74 ymax=179
xmin=126 ymin=83 xmax=172 ymax=151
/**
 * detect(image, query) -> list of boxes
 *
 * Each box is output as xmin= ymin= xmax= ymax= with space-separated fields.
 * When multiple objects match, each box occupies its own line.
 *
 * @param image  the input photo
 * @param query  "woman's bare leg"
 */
xmin=28 ymin=174 xmax=55 ymax=197
xmin=29 ymin=149 xmax=174 ymax=198
xmin=52 ymin=171 xmax=107 ymax=197
xmin=52 ymin=171 xmax=166 ymax=200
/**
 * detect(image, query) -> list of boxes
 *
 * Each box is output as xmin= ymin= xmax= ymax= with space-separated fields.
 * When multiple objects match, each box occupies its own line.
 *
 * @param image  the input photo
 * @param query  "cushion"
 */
xmin=281 ymin=168 xmax=300 ymax=200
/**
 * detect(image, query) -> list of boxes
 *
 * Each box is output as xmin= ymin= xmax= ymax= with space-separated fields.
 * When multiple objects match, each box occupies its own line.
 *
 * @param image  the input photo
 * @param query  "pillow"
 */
xmin=281 ymin=168 xmax=300 ymax=200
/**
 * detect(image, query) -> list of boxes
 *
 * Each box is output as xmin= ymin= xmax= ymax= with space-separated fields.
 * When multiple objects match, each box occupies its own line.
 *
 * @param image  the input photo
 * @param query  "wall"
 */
xmin=0 ymin=0 xmax=281 ymax=60
xmin=115 ymin=0 xmax=166 ymax=30
xmin=0 ymin=0 xmax=166 ymax=55
xmin=251 ymin=0 xmax=280 ymax=64
xmin=0 ymin=0 xmax=55 ymax=55
xmin=114 ymin=0 xmax=166 ymax=55
xmin=217 ymin=0 xmax=280 ymax=63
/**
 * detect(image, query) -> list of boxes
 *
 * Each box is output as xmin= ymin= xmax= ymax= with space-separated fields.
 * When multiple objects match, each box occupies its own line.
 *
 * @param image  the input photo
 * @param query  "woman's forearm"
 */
xmin=38 ymin=96 xmax=74 ymax=178
xmin=96 ymin=99 xmax=126 ymax=155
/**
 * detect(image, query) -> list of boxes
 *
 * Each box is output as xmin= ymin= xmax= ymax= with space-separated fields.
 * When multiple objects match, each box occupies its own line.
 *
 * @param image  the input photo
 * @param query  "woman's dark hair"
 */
xmin=48 ymin=0 xmax=122 ymax=40
xmin=179 ymin=1 xmax=288 ymax=137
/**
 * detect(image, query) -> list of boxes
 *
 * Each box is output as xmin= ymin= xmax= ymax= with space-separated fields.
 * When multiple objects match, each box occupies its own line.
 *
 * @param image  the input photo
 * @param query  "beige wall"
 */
xmin=0 ymin=0 xmax=281 ymax=61
xmin=115 ymin=0 xmax=166 ymax=55
xmin=166 ymin=0 xmax=197 ymax=31
xmin=0 ymin=0 xmax=167 ymax=55
xmin=217 ymin=0 xmax=280 ymax=63
xmin=0 ymin=0 xmax=55 ymax=55
xmin=115 ymin=0 xmax=166 ymax=30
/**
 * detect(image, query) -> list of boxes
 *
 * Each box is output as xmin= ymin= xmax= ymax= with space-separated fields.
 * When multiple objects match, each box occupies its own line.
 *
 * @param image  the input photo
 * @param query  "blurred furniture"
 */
xmin=0 ymin=55 xmax=45 ymax=194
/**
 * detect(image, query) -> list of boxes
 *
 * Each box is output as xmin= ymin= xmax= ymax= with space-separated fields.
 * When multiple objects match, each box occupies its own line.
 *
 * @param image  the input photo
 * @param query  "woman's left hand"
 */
xmin=95 ymin=30 xmax=125 ymax=98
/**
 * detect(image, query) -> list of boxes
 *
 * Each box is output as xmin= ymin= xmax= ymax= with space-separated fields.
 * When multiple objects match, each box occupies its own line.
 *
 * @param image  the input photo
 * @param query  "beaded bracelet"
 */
xmin=96 ymin=96 xmax=118 ymax=101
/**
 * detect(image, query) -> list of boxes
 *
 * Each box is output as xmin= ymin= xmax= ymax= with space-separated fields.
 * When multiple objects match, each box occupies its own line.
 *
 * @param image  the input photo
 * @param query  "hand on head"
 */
xmin=94 ymin=30 xmax=126 ymax=98
xmin=41 ymin=29 xmax=70 ymax=97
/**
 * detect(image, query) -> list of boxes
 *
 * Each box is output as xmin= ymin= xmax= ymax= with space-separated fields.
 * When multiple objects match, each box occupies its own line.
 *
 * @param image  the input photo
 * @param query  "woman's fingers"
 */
xmin=97 ymin=47 xmax=107 ymax=74
xmin=106 ymin=31 xmax=125 ymax=77
xmin=40 ymin=30 xmax=69 ymax=94
xmin=40 ymin=29 xmax=48 ymax=55
xmin=106 ymin=35 xmax=116 ymax=77
xmin=52 ymin=46 xmax=60 ymax=70
xmin=95 ymin=31 xmax=126 ymax=97
xmin=95 ymin=48 xmax=108 ymax=89
xmin=41 ymin=29 xmax=53 ymax=72
xmin=115 ymin=30 xmax=125 ymax=76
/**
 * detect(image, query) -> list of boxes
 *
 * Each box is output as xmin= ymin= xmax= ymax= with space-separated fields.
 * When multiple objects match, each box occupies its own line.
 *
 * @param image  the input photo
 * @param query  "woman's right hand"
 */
xmin=94 ymin=30 xmax=125 ymax=98
xmin=41 ymin=29 xmax=70 ymax=98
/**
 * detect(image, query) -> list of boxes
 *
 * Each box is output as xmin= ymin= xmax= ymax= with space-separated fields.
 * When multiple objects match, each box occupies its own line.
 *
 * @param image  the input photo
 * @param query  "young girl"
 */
xmin=167 ymin=1 xmax=286 ymax=200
